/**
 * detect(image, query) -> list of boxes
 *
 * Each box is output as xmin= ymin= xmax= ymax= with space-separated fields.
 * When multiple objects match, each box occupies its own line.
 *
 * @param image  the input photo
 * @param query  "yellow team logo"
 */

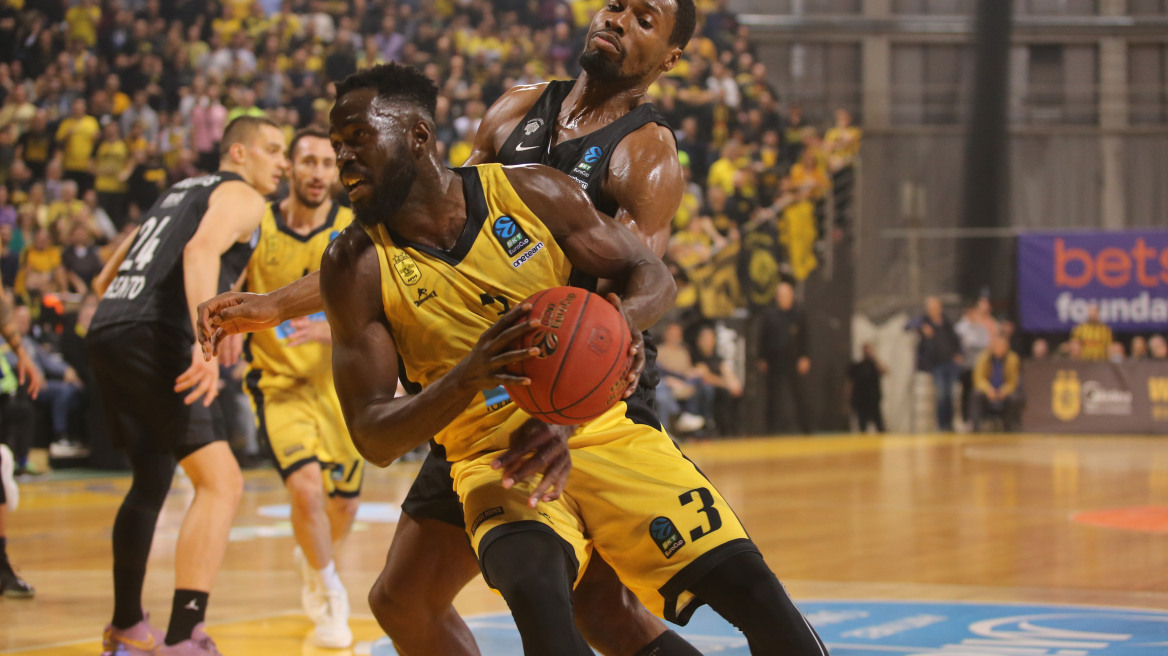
xmin=1052 ymin=370 xmax=1082 ymax=422
xmin=1150 ymin=377 xmax=1168 ymax=404
xmin=393 ymin=252 xmax=421 ymax=286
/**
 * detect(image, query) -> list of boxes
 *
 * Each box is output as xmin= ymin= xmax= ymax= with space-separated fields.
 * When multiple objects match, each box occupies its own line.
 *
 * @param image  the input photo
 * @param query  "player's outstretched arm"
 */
xmin=197 ymin=270 xmax=323 ymax=359
xmin=321 ymin=228 xmax=542 ymax=467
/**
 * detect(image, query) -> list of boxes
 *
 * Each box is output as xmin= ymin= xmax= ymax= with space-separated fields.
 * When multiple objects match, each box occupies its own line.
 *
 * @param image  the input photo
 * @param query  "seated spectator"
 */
xmin=11 ymin=305 xmax=86 ymax=458
xmin=18 ymin=228 xmax=66 ymax=295
xmin=656 ymin=322 xmax=711 ymax=436
xmin=81 ymin=189 xmax=117 ymax=241
xmin=46 ymin=180 xmax=85 ymax=226
xmin=1070 ymin=302 xmax=1111 ymax=361
xmin=971 ymin=336 xmax=1021 ymax=432
xmin=0 ymin=224 xmax=19 ymax=289
xmin=62 ymin=223 xmax=104 ymax=293
xmin=1108 ymin=342 xmax=1126 ymax=363
xmin=1030 ymin=338 xmax=1050 ymax=360
xmin=0 ymin=186 xmax=15 ymax=229
xmin=1130 ymin=336 xmax=1149 ymax=360
xmin=1150 ymin=335 xmax=1167 ymax=360
xmin=848 ymin=342 xmax=886 ymax=433
xmin=691 ymin=324 xmax=743 ymax=436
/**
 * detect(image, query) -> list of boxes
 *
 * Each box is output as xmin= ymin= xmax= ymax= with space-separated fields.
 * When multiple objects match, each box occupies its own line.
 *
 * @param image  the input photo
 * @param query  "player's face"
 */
xmin=289 ymin=135 xmax=336 ymax=209
xmin=330 ymin=89 xmax=419 ymax=228
xmin=243 ymin=125 xmax=289 ymax=196
xmin=580 ymin=0 xmax=678 ymax=82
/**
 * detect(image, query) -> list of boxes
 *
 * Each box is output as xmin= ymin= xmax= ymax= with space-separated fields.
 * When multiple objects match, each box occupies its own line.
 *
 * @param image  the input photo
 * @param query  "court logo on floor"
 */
xmin=369 ymin=600 xmax=1168 ymax=655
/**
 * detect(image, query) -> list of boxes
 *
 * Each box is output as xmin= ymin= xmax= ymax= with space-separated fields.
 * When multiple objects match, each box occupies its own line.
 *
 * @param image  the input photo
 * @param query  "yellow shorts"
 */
xmin=454 ymin=405 xmax=757 ymax=624
xmin=244 ymin=371 xmax=364 ymax=498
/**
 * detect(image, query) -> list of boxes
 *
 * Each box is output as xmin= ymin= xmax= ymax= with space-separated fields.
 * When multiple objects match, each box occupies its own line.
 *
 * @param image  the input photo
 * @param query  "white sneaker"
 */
xmin=292 ymin=546 xmax=326 ymax=623
xmin=313 ymin=587 xmax=353 ymax=648
xmin=1 ymin=444 xmax=17 ymax=511
xmin=675 ymin=412 xmax=706 ymax=433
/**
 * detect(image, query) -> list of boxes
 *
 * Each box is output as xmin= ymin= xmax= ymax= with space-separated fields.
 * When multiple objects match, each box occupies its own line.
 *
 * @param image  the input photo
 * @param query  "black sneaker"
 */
xmin=0 ymin=564 xmax=35 ymax=598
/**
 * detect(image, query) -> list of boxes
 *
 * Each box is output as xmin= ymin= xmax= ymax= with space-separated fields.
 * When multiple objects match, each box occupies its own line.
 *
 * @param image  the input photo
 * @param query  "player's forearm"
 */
xmin=345 ymin=373 xmax=480 ymax=467
xmin=183 ymin=245 xmax=222 ymax=339
xmin=616 ymin=259 xmax=676 ymax=332
xmin=269 ymin=270 xmax=324 ymax=322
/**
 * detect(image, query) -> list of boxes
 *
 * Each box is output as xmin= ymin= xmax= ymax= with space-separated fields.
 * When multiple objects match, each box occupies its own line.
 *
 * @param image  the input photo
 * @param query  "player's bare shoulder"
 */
xmin=608 ymin=122 xmax=680 ymax=184
xmin=479 ymin=83 xmax=550 ymax=146
xmin=322 ymin=223 xmax=377 ymax=275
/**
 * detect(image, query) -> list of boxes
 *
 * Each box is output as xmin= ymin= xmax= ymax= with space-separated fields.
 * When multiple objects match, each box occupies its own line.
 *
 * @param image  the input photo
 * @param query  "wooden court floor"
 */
xmin=4 ymin=433 xmax=1168 ymax=654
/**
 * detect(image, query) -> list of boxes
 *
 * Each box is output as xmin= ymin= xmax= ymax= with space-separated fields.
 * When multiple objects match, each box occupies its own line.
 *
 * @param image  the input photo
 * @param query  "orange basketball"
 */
xmin=504 ymin=287 xmax=632 ymax=425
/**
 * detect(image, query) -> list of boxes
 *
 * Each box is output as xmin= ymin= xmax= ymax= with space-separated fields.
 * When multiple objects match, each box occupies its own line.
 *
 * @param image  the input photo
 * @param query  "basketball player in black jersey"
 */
xmin=195 ymin=2 xmax=823 ymax=654
xmin=87 ymin=116 xmax=287 ymax=655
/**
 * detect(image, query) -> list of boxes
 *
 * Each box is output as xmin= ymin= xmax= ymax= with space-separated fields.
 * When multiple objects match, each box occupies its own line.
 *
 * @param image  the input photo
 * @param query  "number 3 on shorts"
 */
xmin=679 ymin=487 xmax=722 ymax=542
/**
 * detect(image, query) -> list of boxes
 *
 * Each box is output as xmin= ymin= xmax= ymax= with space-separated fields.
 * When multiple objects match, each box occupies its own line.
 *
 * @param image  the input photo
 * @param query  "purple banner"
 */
xmin=1018 ymin=230 xmax=1168 ymax=333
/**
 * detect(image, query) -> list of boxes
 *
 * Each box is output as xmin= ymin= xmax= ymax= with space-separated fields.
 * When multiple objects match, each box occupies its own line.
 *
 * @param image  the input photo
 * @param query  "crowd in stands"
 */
xmin=904 ymin=295 xmax=1168 ymax=435
xmin=0 ymin=0 xmax=864 ymax=467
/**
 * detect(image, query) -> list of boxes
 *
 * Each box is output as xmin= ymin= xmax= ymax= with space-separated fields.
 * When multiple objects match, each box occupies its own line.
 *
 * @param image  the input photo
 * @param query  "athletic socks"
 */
xmin=165 ymin=589 xmax=209 ymax=645
xmin=318 ymin=560 xmax=344 ymax=592
xmin=634 ymin=630 xmax=704 ymax=656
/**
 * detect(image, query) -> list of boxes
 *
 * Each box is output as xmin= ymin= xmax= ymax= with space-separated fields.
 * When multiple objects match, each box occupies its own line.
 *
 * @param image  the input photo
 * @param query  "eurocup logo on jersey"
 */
xmin=649 ymin=516 xmax=685 ymax=558
xmin=492 ymin=216 xmax=531 ymax=257
xmin=584 ymin=146 xmax=603 ymax=164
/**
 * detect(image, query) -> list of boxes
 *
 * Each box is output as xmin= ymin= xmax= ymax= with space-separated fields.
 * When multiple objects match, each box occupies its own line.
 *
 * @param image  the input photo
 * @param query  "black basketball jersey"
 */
xmin=496 ymin=80 xmax=673 ymax=218
xmin=495 ymin=80 xmax=673 ymax=425
xmin=91 ymin=171 xmax=255 ymax=341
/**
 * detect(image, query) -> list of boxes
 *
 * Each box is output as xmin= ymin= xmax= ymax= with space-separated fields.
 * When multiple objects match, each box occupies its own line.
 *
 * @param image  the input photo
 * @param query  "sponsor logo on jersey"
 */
xmin=393 ymin=252 xmax=421 ymax=285
xmin=471 ymin=506 xmax=504 ymax=536
xmin=482 ymin=385 xmax=512 ymax=412
xmin=492 ymin=216 xmax=531 ymax=257
xmin=583 ymin=146 xmax=603 ymax=164
xmin=283 ymin=444 xmax=305 ymax=457
xmin=511 ymin=241 xmax=544 ymax=268
xmin=413 ymin=288 xmax=438 ymax=308
xmin=523 ymin=118 xmax=544 ymax=136
xmin=650 ymin=516 xmax=685 ymax=558
xmin=329 ymin=230 xmax=340 ymax=241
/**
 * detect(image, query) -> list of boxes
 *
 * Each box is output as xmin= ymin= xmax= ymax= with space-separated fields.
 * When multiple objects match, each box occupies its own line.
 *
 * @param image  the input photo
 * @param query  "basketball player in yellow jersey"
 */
xmin=243 ymin=128 xmax=360 ymax=648
xmin=321 ymin=64 xmax=827 ymax=655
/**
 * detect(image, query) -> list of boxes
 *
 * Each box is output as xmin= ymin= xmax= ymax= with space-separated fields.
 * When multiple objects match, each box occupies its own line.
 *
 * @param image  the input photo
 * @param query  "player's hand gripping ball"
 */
xmin=504 ymin=287 xmax=632 ymax=425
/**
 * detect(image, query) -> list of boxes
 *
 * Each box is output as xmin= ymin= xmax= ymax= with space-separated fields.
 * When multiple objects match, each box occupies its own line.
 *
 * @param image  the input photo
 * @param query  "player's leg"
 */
xmin=573 ymin=555 xmax=701 ymax=656
xmin=480 ymin=528 xmax=593 ymax=656
xmin=691 ymin=551 xmax=827 ymax=655
xmin=0 ymin=443 xmax=34 ymax=598
xmin=368 ymin=511 xmax=482 ymax=656
xmin=326 ymin=493 xmax=359 ymax=544
xmin=167 ymin=440 xmax=243 ymax=645
xmin=110 ymin=443 xmax=175 ymax=630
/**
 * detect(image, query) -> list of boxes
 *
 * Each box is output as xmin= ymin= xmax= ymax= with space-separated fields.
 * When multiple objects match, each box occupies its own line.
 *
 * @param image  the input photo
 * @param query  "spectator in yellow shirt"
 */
xmin=1070 ymin=303 xmax=1113 ymax=361
xmin=65 ymin=0 xmax=101 ymax=48
xmin=46 ymin=180 xmax=86 ymax=228
xmin=824 ymin=107 xmax=862 ymax=170
xmin=55 ymin=98 xmax=100 ymax=193
xmin=93 ymin=122 xmax=131 ymax=221
xmin=970 ymin=336 xmax=1021 ymax=431
xmin=18 ymin=227 xmax=66 ymax=295
xmin=707 ymin=139 xmax=746 ymax=196
xmin=787 ymin=146 xmax=829 ymax=201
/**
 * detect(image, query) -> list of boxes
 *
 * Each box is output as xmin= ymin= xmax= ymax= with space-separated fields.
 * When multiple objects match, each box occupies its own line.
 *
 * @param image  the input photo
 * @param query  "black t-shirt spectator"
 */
xmin=758 ymin=306 xmax=807 ymax=365
xmin=848 ymin=358 xmax=882 ymax=409
xmin=127 ymin=161 xmax=168 ymax=212
xmin=17 ymin=130 xmax=55 ymax=179
xmin=63 ymin=244 xmax=104 ymax=287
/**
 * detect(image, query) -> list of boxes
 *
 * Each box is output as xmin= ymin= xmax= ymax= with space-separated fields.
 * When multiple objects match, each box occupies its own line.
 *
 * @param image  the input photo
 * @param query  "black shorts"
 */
xmin=401 ymin=451 xmax=465 ymax=528
xmin=87 ymin=323 xmax=227 ymax=459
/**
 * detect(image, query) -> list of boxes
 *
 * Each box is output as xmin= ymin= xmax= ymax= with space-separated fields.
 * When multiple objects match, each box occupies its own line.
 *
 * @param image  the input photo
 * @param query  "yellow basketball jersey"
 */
xmin=246 ymin=200 xmax=354 ymax=383
xmin=366 ymin=164 xmax=574 ymax=461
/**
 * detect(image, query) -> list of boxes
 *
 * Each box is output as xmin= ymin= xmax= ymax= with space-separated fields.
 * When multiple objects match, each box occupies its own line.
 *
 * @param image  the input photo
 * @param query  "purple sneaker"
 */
xmin=156 ymin=624 xmax=223 ymax=656
xmin=102 ymin=616 xmax=164 ymax=655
